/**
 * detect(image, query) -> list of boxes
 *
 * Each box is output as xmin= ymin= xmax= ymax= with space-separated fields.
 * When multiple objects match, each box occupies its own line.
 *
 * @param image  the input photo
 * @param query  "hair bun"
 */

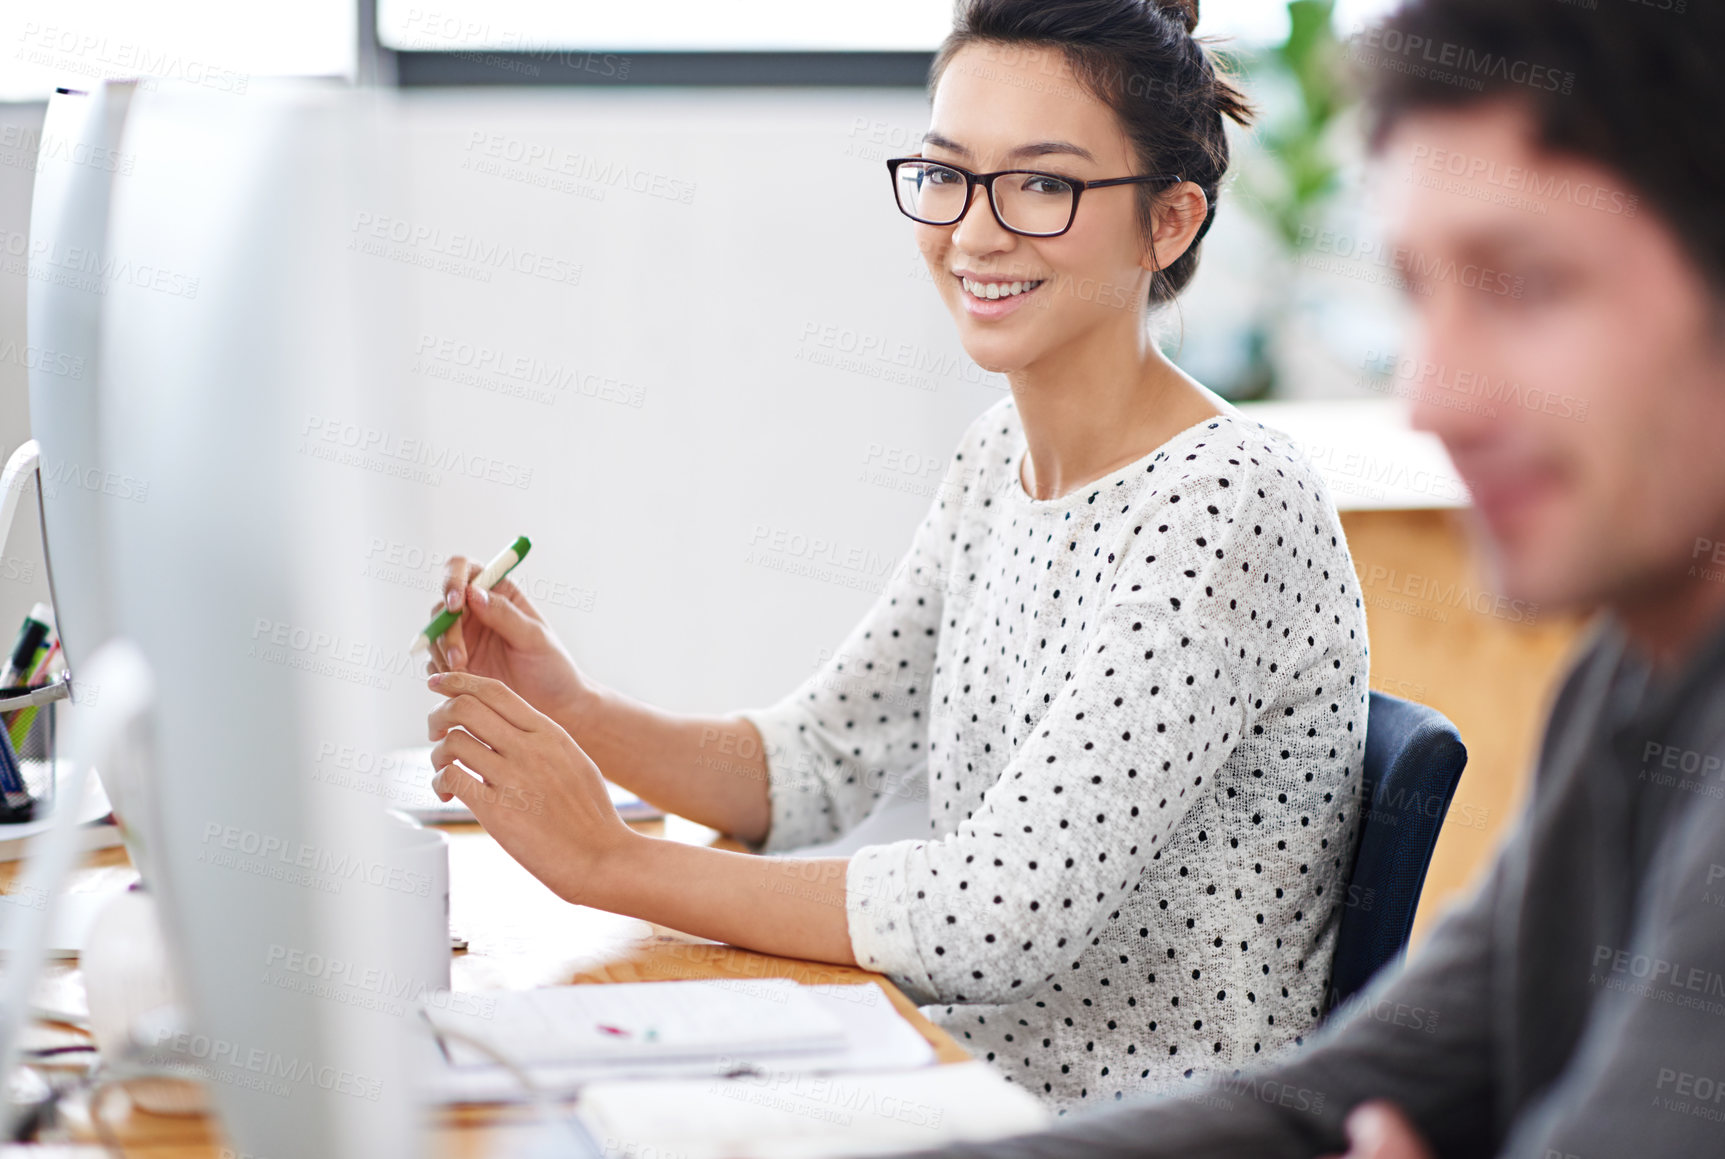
xmin=1154 ymin=0 xmax=1199 ymax=34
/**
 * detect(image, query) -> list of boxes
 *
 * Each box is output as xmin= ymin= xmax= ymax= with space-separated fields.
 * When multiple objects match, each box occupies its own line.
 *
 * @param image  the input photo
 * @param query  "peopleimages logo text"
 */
xmin=348 ymin=212 xmax=581 ymax=286
xmin=300 ymin=416 xmax=532 ymax=490
xmin=199 ymin=822 xmax=432 ymax=898
xmin=147 ymin=1026 xmax=380 ymax=1101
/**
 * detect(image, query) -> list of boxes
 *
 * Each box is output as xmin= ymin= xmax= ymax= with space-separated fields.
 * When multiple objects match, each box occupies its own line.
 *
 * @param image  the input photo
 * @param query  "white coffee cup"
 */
xmin=383 ymin=813 xmax=451 ymax=994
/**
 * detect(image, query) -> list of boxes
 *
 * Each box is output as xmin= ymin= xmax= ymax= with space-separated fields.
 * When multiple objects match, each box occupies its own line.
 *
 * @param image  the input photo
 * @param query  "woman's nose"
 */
xmin=951 ymin=183 xmax=1015 ymax=254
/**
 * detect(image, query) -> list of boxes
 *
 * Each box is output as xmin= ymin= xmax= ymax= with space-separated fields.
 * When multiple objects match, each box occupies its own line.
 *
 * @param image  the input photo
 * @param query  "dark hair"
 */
xmin=929 ymin=0 xmax=1254 ymax=306
xmin=1363 ymin=0 xmax=1725 ymax=293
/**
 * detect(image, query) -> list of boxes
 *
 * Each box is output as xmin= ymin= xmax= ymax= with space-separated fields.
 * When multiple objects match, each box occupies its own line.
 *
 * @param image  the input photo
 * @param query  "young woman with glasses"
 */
xmin=422 ymin=0 xmax=1371 ymax=1114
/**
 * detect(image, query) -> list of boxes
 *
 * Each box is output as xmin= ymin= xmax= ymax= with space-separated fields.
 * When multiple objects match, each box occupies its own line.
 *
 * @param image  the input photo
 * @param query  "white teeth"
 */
xmin=962 ymin=276 xmax=1043 ymax=301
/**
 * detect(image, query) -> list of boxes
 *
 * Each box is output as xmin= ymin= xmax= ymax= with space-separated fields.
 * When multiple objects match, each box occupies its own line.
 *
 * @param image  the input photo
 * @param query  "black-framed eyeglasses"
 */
xmin=886 ymin=156 xmax=1183 ymax=239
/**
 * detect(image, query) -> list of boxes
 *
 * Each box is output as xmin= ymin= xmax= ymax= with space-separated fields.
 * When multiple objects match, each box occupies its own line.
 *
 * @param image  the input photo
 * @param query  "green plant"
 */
xmin=1248 ymin=0 xmax=1351 ymax=252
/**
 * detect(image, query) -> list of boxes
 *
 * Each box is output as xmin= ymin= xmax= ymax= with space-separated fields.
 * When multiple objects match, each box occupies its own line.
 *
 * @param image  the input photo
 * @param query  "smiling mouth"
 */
xmin=960 ymin=276 xmax=1046 ymax=301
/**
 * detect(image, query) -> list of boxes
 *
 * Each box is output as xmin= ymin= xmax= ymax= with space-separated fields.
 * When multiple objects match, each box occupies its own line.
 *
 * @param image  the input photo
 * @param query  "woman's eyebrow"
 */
xmin=1013 ymin=140 xmax=1097 ymax=162
xmin=921 ymin=132 xmax=1098 ymax=164
xmin=922 ymin=131 xmax=970 ymax=157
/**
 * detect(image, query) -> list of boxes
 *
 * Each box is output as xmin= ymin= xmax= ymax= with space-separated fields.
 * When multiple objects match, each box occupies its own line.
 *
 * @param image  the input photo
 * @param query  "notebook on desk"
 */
xmin=427 ymin=978 xmax=844 ymax=1068
xmin=415 ymin=981 xmax=935 ymax=1103
xmin=574 ymin=1061 xmax=1051 ymax=1158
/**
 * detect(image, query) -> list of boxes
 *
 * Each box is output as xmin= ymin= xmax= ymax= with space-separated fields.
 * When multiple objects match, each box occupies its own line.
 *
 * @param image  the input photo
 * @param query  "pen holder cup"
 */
xmin=0 ymin=678 xmax=68 ymax=818
xmin=16 ymin=699 xmax=56 ymax=804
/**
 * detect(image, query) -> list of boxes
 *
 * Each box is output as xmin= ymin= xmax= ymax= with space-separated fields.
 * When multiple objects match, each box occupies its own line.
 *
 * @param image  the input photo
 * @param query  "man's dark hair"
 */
xmin=931 ymin=0 xmax=1254 ymax=306
xmin=1363 ymin=0 xmax=1725 ymax=291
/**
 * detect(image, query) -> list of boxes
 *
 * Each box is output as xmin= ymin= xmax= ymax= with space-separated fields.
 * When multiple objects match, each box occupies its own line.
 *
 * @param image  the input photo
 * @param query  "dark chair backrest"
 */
xmin=1326 ymin=691 xmax=1469 ymax=1013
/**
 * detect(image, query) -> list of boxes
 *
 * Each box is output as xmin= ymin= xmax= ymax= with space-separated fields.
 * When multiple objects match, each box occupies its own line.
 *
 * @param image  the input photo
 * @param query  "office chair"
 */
xmin=1325 ymin=691 xmax=1469 ymax=1014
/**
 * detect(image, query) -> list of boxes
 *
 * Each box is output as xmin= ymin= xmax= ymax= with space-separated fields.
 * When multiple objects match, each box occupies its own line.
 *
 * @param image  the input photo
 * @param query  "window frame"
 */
xmin=386 ymin=48 xmax=936 ymax=87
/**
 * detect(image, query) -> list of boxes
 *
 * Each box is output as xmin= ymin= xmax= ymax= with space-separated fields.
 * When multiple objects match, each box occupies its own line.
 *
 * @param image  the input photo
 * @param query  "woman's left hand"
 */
xmin=426 ymin=670 xmax=636 ymax=906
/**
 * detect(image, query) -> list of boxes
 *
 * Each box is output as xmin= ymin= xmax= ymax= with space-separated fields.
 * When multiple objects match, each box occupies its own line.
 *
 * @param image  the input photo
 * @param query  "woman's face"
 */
xmin=913 ymin=42 xmax=1205 ymax=375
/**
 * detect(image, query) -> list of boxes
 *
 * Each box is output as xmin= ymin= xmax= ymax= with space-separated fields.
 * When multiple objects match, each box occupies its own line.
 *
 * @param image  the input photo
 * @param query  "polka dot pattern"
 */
xmin=742 ymin=397 xmax=1369 ymax=1113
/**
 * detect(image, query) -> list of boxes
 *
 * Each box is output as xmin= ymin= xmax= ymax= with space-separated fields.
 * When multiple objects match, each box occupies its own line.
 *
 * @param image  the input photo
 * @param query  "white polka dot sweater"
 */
xmin=741 ymin=397 xmax=1370 ymax=1113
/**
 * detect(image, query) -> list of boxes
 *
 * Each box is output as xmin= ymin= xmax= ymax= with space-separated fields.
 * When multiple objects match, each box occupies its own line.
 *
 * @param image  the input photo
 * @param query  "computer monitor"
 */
xmin=93 ymin=79 xmax=421 ymax=1158
xmin=25 ymin=83 xmax=136 ymax=692
xmin=20 ymin=83 xmax=160 ymax=895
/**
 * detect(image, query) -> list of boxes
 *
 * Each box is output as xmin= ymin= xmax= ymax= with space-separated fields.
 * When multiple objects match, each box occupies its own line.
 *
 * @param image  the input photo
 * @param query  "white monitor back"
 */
xmin=98 ymin=80 xmax=420 ymax=1158
xmin=24 ymin=83 xmax=136 ymax=691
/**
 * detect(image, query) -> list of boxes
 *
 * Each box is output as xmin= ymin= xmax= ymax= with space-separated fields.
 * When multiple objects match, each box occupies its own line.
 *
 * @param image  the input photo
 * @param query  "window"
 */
xmin=378 ymin=0 xmax=1403 ymax=55
xmin=377 ymin=0 xmax=952 ymax=54
xmin=0 ymin=0 xmax=1408 ymax=99
xmin=2 ymin=0 xmax=355 ymax=101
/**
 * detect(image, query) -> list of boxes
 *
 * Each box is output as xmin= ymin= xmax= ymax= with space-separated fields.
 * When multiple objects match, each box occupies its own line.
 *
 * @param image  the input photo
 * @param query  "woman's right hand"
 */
xmin=425 ymin=555 xmax=589 ymax=728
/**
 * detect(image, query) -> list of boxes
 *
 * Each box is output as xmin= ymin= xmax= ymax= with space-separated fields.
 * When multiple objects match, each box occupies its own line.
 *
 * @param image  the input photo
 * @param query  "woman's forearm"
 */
xmin=556 ymin=683 xmax=772 ymax=845
xmin=594 ymin=832 xmax=854 ymax=965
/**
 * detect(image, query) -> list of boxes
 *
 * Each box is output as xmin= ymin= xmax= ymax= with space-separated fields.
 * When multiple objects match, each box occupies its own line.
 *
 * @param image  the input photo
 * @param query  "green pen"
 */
xmin=409 ymin=535 xmax=531 ymax=654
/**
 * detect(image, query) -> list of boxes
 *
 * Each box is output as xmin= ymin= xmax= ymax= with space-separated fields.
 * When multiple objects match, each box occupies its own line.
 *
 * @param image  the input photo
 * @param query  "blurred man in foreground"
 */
xmin=918 ymin=0 xmax=1725 ymax=1155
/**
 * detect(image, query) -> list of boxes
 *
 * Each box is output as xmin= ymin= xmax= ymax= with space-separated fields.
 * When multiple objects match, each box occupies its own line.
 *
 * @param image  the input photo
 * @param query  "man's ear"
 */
xmin=1141 ymin=182 xmax=1210 ymax=274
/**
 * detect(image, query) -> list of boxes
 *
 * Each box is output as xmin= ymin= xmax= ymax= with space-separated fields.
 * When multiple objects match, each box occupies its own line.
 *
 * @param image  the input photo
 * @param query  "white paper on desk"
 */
xmin=417 ymin=983 xmax=936 ymax=1104
xmin=777 ymin=790 xmax=927 ymax=860
xmin=380 ymin=746 xmax=662 ymax=823
xmin=0 ymin=762 xmax=120 ymax=864
xmin=574 ymin=1061 xmax=1051 ymax=1158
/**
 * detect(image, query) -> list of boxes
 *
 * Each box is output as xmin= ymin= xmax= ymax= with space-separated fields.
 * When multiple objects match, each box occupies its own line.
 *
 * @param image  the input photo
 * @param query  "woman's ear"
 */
xmin=1141 ymin=182 xmax=1210 ymax=273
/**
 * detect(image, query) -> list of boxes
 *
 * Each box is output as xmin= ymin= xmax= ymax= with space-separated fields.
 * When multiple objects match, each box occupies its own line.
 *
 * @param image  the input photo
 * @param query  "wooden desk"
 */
xmin=0 ymin=820 xmax=969 ymax=1157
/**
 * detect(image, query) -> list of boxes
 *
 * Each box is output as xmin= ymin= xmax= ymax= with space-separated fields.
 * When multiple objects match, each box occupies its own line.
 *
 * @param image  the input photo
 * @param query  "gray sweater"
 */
xmin=919 ymin=614 xmax=1725 ymax=1157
